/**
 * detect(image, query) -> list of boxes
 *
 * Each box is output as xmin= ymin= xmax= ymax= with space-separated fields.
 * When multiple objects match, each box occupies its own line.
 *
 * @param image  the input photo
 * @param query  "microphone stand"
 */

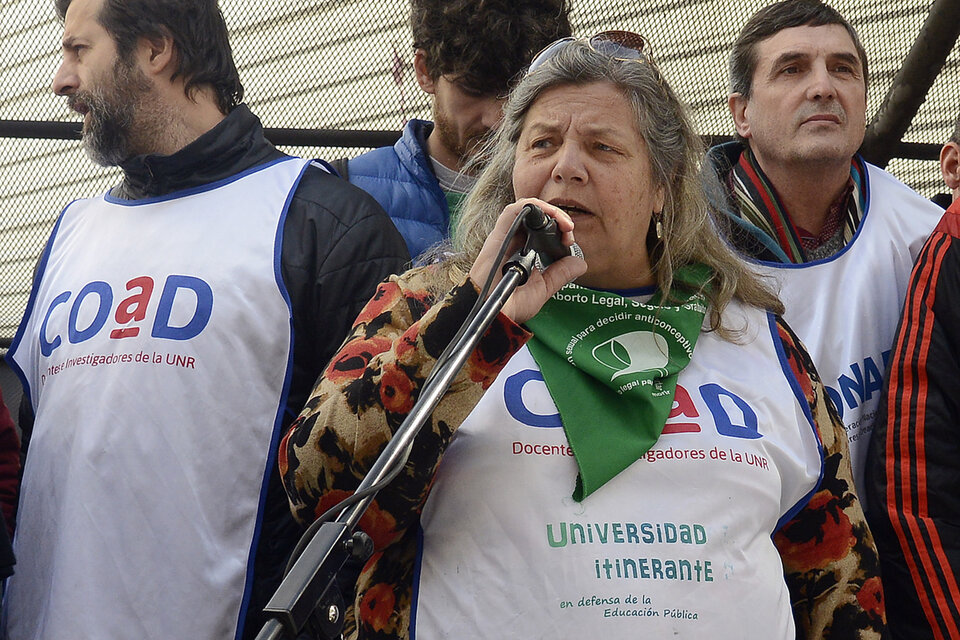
xmin=255 ymin=249 xmax=539 ymax=640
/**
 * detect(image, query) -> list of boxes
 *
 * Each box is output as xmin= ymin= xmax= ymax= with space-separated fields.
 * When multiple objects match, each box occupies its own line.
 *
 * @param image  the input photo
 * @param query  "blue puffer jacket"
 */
xmin=347 ymin=119 xmax=449 ymax=260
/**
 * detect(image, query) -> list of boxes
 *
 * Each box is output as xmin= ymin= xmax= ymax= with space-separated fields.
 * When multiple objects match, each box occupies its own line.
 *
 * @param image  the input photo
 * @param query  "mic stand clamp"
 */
xmin=256 ymin=250 xmax=537 ymax=640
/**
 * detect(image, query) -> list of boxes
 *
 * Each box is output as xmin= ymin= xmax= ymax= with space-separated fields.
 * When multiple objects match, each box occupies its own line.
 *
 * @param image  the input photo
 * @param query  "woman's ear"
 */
xmin=653 ymin=185 xmax=666 ymax=217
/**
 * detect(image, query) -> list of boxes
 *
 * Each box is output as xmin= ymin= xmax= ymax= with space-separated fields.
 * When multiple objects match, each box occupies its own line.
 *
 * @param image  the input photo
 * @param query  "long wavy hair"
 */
xmin=426 ymin=38 xmax=783 ymax=335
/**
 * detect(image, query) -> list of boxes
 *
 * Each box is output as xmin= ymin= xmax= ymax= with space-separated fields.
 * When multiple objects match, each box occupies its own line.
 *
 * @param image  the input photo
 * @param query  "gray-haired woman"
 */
xmin=280 ymin=32 xmax=885 ymax=640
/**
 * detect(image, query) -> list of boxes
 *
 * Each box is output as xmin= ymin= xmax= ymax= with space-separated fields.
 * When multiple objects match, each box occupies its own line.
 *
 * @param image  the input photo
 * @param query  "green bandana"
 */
xmin=525 ymin=265 xmax=712 ymax=501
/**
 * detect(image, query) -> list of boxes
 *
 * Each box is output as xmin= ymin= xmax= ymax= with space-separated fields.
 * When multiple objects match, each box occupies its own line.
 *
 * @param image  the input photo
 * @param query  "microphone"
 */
xmin=521 ymin=204 xmax=582 ymax=268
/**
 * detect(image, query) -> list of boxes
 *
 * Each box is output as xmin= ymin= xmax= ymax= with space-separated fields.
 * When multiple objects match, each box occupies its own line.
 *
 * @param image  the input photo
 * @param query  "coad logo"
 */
xmin=40 ymin=274 xmax=213 ymax=357
xmin=592 ymin=331 xmax=668 ymax=380
xmin=504 ymin=368 xmax=762 ymax=440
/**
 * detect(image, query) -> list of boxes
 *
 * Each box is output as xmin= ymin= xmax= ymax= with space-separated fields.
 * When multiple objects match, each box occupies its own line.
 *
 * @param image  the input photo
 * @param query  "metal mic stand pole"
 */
xmin=255 ymin=250 xmax=538 ymax=640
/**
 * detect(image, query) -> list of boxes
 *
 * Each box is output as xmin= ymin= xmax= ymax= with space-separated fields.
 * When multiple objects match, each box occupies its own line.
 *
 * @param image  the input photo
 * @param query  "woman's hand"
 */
xmin=468 ymin=198 xmax=588 ymax=324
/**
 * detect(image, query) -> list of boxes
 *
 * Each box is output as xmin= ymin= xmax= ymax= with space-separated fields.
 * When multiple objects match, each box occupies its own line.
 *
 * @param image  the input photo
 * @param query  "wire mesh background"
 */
xmin=0 ymin=0 xmax=957 ymax=344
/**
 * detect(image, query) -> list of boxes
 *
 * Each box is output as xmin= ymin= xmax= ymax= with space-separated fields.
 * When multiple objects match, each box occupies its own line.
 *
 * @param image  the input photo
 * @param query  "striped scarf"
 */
xmin=730 ymin=148 xmax=866 ymax=263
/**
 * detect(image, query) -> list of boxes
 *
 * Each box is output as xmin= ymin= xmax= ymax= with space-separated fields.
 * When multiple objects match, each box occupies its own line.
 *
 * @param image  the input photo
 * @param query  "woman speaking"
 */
xmin=280 ymin=32 xmax=885 ymax=640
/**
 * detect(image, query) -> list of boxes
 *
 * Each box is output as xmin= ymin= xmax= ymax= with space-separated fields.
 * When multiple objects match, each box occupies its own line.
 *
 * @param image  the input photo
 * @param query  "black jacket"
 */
xmin=865 ymin=200 xmax=960 ymax=640
xmin=18 ymin=105 xmax=409 ymax=639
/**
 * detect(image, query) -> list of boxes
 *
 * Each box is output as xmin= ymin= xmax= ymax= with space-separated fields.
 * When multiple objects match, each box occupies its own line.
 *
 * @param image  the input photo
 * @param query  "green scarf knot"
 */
xmin=525 ymin=264 xmax=713 ymax=501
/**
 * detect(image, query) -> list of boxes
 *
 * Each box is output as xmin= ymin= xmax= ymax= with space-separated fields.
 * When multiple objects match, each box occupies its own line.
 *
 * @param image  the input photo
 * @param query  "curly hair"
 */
xmin=55 ymin=0 xmax=242 ymax=114
xmin=424 ymin=38 xmax=783 ymax=337
xmin=410 ymin=0 xmax=572 ymax=96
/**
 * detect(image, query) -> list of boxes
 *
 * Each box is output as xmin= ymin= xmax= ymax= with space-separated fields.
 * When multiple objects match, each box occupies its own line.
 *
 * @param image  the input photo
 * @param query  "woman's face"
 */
xmin=513 ymin=81 xmax=664 ymax=290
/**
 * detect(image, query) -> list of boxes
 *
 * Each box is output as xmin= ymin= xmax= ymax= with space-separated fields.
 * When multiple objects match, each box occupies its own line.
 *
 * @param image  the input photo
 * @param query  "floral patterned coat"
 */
xmin=280 ymin=267 xmax=886 ymax=639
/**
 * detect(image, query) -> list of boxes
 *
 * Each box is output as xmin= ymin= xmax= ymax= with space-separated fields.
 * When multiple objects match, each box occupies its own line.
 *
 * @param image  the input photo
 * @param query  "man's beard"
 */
xmin=69 ymin=57 xmax=152 ymax=167
xmin=432 ymin=107 xmax=489 ymax=169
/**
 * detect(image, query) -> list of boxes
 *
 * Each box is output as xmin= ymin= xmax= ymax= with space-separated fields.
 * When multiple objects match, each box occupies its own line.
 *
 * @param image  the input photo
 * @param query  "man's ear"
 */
xmin=941 ymin=141 xmax=960 ymax=194
xmin=413 ymin=49 xmax=436 ymax=95
xmin=729 ymin=93 xmax=751 ymax=139
xmin=134 ymin=29 xmax=176 ymax=78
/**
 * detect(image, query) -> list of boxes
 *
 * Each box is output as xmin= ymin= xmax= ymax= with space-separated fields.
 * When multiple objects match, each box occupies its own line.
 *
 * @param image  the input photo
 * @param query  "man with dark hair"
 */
xmin=341 ymin=0 xmax=572 ymax=259
xmin=3 ymin=0 xmax=407 ymax=638
xmin=707 ymin=0 xmax=942 ymax=500
xmin=866 ymin=114 xmax=960 ymax=639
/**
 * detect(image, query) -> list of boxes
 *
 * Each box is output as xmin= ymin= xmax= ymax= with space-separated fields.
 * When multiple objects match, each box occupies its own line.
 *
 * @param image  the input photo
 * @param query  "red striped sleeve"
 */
xmin=885 ymin=229 xmax=960 ymax=638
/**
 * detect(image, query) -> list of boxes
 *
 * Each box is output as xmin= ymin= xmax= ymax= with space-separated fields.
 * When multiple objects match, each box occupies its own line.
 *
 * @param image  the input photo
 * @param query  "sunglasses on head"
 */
xmin=527 ymin=30 xmax=650 ymax=74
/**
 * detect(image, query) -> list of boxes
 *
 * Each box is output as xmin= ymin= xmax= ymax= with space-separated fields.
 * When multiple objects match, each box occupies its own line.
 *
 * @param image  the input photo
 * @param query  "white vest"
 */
xmin=413 ymin=302 xmax=822 ymax=638
xmin=753 ymin=164 xmax=942 ymax=500
xmin=4 ymin=158 xmax=311 ymax=640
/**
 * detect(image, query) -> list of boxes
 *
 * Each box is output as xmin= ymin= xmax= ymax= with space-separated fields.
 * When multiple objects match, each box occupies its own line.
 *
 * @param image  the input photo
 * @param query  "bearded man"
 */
xmin=3 ymin=0 xmax=407 ymax=638
xmin=338 ymin=0 xmax=572 ymax=260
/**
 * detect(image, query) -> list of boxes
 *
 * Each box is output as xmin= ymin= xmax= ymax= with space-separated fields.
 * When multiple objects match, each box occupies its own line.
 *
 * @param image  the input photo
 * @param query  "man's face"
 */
xmin=430 ymin=76 xmax=503 ymax=169
xmin=729 ymin=24 xmax=867 ymax=172
xmin=52 ymin=0 xmax=153 ymax=166
xmin=414 ymin=50 xmax=504 ymax=171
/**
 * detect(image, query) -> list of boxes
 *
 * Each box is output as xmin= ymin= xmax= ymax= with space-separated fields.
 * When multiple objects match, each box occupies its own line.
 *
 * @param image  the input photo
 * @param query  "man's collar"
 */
xmin=726 ymin=145 xmax=865 ymax=263
xmin=115 ymin=104 xmax=278 ymax=200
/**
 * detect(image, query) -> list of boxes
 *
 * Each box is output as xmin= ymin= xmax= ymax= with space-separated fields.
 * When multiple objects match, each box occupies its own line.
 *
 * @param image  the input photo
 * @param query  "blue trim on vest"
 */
xmin=309 ymin=158 xmax=335 ymax=175
xmin=4 ymin=199 xmax=76 ymax=413
xmin=234 ymin=159 xmax=311 ymax=639
xmin=409 ymin=524 xmax=426 ymax=640
xmin=103 ymin=156 xmax=294 ymax=206
xmin=767 ymin=312 xmax=825 ymax=533
xmin=726 ymin=212 xmax=793 ymax=263
xmin=746 ymin=155 xmax=874 ymax=270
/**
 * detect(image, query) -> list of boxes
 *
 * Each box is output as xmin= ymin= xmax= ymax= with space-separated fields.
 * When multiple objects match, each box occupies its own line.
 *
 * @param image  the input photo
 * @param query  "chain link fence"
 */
xmin=1 ymin=0 xmax=958 ymax=346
